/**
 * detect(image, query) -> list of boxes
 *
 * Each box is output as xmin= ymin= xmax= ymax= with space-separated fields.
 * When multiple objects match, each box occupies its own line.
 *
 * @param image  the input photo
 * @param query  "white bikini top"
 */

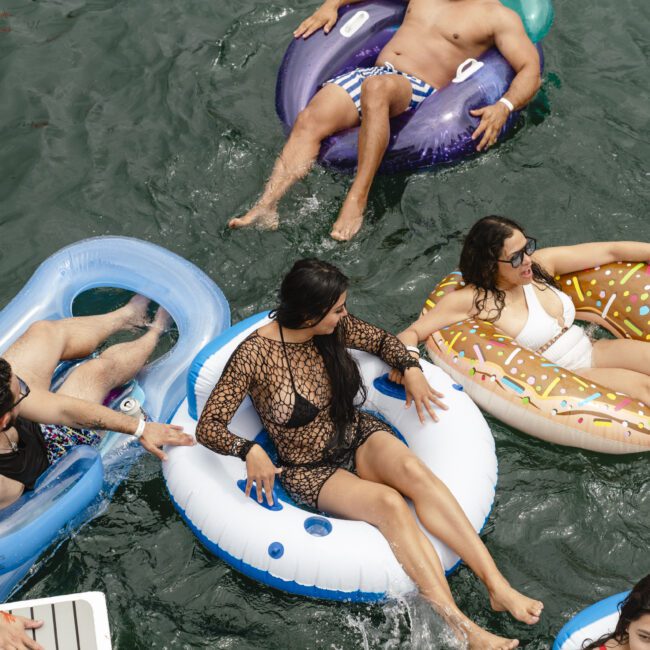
xmin=515 ymin=283 xmax=576 ymax=351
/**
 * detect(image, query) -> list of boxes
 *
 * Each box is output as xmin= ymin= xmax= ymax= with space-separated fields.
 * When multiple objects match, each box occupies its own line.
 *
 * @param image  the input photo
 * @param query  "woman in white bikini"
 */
xmin=394 ymin=215 xmax=650 ymax=404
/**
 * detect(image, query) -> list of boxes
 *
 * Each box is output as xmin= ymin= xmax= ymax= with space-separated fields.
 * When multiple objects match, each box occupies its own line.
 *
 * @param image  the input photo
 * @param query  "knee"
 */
xmin=293 ymin=106 xmax=326 ymax=139
xmin=23 ymin=320 xmax=58 ymax=342
xmin=398 ymin=456 xmax=437 ymax=491
xmin=374 ymin=487 xmax=410 ymax=524
xmin=360 ymin=77 xmax=390 ymax=112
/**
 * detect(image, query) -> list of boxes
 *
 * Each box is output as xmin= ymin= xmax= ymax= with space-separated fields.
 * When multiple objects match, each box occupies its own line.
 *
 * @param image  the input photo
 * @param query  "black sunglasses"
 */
xmin=498 ymin=237 xmax=537 ymax=268
xmin=9 ymin=376 xmax=30 ymax=410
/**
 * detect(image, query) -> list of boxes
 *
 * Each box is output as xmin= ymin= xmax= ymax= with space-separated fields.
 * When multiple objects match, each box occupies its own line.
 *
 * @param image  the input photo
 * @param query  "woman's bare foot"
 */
xmin=489 ymin=582 xmax=543 ymax=625
xmin=228 ymin=205 xmax=279 ymax=230
xmin=464 ymin=622 xmax=519 ymax=650
xmin=123 ymin=295 xmax=151 ymax=329
xmin=330 ymin=195 xmax=366 ymax=241
xmin=150 ymin=307 xmax=173 ymax=334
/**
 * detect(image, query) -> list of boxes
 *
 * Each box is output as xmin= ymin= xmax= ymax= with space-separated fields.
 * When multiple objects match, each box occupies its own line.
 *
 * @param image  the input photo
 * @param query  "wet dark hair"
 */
xmin=459 ymin=215 xmax=558 ymax=322
xmin=583 ymin=574 xmax=650 ymax=649
xmin=0 ymin=358 xmax=14 ymax=416
xmin=270 ymin=258 xmax=365 ymax=455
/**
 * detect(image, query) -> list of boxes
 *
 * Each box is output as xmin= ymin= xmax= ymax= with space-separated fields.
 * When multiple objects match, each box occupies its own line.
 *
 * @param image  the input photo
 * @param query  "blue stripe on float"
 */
xmin=501 ymin=377 xmax=525 ymax=394
xmin=187 ymin=312 xmax=271 ymax=420
xmin=553 ymin=591 xmax=629 ymax=650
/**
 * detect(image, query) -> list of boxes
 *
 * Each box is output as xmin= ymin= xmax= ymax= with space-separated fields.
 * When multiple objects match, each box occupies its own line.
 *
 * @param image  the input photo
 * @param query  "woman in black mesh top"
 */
xmin=197 ymin=259 xmax=542 ymax=649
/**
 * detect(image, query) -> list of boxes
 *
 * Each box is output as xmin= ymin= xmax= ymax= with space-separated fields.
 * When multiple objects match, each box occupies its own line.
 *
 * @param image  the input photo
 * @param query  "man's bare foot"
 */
xmin=330 ymin=195 xmax=366 ymax=241
xmin=489 ymin=582 xmax=543 ymax=625
xmin=123 ymin=295 xmax=151 ymax=329
xmin=228 ymin=205 xmax=279 ymax=230
xmin=150 ymin=307 xmax=173 ymax=334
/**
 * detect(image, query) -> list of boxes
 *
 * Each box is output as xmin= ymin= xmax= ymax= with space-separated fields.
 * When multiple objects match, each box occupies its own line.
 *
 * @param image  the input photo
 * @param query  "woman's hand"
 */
xmin=402 ymin=367 xmax=447 ymax=423
xmin=245 ymin=445 xmax=283 ymax=506
xmin=293 ymin=1 xmax=339 ymax=39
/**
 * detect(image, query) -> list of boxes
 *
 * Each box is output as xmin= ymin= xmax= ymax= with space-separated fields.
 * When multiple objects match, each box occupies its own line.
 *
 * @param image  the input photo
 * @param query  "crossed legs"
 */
xmin=317 ymin=431 xmax=543 ymax=649
xmin=4 ymin=296 xmax=170 ymax=404
xmin=230 ymin=74 xmax=412 ymax=240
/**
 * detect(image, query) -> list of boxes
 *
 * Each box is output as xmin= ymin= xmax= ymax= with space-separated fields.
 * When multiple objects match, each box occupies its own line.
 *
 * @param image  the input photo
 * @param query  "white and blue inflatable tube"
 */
xmin=0 ymin=236 xmax=230 ymax=601
xmin=165 ymin=312 xmax=497 ymax=601
xmin=554 ymin=591 xmax=629 ymax=650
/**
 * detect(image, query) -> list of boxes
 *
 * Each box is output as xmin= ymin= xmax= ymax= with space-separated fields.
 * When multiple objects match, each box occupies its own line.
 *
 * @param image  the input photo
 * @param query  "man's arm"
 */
xmin=20 ymin=388 xmax=193 ymax=461
xmin=0 ymin=475 xmax=25 ymax=510
xmin=294 ymin=0 xmax=381 ymax=39
xmin=470 ymin=8 xmax=541 ymax=151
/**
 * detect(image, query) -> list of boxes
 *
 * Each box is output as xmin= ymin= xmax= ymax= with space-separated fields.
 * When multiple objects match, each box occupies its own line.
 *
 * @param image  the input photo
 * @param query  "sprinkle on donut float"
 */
xmin=422 ymin=262 xmax=650 ymax=454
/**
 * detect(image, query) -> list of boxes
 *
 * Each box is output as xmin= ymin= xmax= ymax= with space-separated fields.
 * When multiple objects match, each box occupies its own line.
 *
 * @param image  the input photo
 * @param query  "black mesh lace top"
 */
xmin=196 ymin=315 xmax=420 ymax=507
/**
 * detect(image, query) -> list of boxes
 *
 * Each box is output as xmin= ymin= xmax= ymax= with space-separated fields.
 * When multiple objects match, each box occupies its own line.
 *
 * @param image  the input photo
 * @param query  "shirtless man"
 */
xmin=0 ymin=296 xmax=194 ymax=509
xmin=229 ymin=0 xmax=541 ymax=240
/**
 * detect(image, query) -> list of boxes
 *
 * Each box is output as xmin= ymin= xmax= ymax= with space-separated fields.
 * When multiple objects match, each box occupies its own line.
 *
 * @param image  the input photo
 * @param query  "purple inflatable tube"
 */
xmin=276 ymin=0 xmax=544 ymax=174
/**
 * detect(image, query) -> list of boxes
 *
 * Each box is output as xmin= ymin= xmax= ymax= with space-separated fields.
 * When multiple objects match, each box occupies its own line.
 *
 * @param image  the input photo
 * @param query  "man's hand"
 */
xmin=0 ymin=611 xmax=44 ymax=650
xmin=470 ymin=101 xmax=511 ymax=151
xmin=293 ymin=1 xmax=339 ymax=39
xmin=402 ymin=367 xmax=447 ymax=423
xmin=139 ymin=422 xmax=194 ymax=461
xmin=245 ymin=445 xmax=282 ymax=506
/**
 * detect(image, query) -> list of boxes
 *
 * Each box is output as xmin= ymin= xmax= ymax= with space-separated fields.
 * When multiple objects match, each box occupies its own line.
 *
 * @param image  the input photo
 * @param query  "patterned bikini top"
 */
xmin=515 ymin=283 xmax=576 ymax=352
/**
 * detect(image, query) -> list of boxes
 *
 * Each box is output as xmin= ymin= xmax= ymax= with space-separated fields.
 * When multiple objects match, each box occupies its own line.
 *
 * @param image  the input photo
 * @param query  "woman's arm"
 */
xmin=196 ymin=340 xmax=282 ymax=506
xmin=196 ymin=342 xmax=257 ymax=460
xmin=398 ymin=289 xmax=474 ymax=347
xmin=343 ymin=315 xmax=447 ymax=421
xmin=342 ymin=314 xmax=421 ymax=372
xmin=534 ymin=242 xmax=650 ymax=276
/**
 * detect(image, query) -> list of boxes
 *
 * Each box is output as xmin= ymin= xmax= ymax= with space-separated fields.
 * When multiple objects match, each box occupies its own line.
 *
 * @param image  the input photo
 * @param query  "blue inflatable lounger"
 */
xmin=0 ymin=237 xmax=230 ymax=602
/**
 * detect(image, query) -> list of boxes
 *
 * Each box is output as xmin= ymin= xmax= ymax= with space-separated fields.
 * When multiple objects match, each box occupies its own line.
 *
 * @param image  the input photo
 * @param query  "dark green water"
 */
xmin=1 ymin=0 xmax=649 ymax=646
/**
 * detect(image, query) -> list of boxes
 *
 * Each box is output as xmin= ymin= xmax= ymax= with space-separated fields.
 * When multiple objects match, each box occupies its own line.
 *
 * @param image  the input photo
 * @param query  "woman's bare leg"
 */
xmin=355 ymin=431 xmax=543 ymax=625
xmin=581 ymin=339 xmax=650 ymax=403
xmin=4 ymin=295 xmax=150 ymax=390
xmin=228 ymin=84 xmax=359 ymax=230
xmin=318 ymin=469 xmax=519 ymax=649
xmin=55 ymin=308 xmax=171 ymax=404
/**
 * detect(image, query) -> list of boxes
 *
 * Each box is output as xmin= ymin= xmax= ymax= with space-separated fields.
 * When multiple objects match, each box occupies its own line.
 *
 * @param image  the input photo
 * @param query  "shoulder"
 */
xmin=437 ymin=285 xmax=476 ymax=311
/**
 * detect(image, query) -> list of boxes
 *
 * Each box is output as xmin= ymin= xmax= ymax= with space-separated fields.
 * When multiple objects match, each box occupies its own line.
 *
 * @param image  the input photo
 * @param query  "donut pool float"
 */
xmin=0 ymin=237 xmax=229 ymax=601
xmin=276 ymin=0 xmax=552 ymax=173
xmin=423 ymin=262 xmax=650 ymax=454
xmin=554 ymin=590 xmax=629 ymax=650
xmin=164 ymin=312 xmax=497 ymax=601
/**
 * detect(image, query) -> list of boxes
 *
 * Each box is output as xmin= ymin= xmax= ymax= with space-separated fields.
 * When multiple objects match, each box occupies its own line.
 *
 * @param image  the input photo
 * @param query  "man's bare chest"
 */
xmin=403 ymin=0 xmax=493 ymax=47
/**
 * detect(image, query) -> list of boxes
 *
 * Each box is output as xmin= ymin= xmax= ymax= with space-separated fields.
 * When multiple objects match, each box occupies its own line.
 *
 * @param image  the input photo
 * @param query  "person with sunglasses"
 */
xmin=0 ymin=296 xmax=194 ymax=510
xmin=391 ymin=215 xmax=650 ymax=404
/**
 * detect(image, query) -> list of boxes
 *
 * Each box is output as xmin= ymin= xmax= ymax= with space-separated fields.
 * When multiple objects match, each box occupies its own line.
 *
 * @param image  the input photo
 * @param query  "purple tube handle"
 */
xmin=276 ymin=0 xmax=544 ymax=174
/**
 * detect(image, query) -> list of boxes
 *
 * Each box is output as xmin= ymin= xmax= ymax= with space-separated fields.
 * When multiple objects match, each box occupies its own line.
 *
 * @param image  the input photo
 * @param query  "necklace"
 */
xmin=1 ymin=429 xmax=18 ymax=453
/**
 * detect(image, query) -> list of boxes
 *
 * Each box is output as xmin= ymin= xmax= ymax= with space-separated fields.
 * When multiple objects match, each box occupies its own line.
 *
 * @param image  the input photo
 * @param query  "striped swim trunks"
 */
xmin=325 ymin=61 xmax=435 ymax=116
xmin=40 ymin=423 xmax=102 ymax=464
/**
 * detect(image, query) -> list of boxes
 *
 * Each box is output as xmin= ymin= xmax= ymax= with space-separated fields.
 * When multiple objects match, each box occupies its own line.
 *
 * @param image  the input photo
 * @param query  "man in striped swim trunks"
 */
xmin=229 ymin=0 xmax=541 ymax=240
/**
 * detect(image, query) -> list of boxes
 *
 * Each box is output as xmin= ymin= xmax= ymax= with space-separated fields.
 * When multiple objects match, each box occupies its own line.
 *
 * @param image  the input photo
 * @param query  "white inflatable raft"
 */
xmin=164 ymin=312 xmax=497 ymax=601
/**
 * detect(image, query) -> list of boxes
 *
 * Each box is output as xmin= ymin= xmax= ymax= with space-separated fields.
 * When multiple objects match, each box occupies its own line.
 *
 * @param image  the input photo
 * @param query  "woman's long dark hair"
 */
xmin=583 ymin=574 xmax=650 ymax=649
xmin=459 ymin=215 xmax=558 ymax=322
xmin=270 ymin=258 xmax=365 ymax=455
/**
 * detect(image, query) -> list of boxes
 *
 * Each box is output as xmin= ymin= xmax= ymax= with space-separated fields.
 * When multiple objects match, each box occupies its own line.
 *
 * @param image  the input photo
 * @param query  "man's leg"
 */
xmin=229 ymin=84 xmax=360 ymax=230
xmin=4 ymin=295 xmax=150 ymax=390
xmin=55 ymin=308 xmax=171 ymax=404
xmin=330 ymin=74 xmax=412 ymax=241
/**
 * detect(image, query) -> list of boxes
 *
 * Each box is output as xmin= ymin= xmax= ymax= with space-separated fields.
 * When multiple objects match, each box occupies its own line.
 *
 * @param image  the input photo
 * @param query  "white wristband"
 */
xmin=134 ymin=418 xmax=146 ymax=439
xmin=405 ymin=345 xmax=420 ymax=356
xmin=499 ymin=97 xmax=514 ymax=113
